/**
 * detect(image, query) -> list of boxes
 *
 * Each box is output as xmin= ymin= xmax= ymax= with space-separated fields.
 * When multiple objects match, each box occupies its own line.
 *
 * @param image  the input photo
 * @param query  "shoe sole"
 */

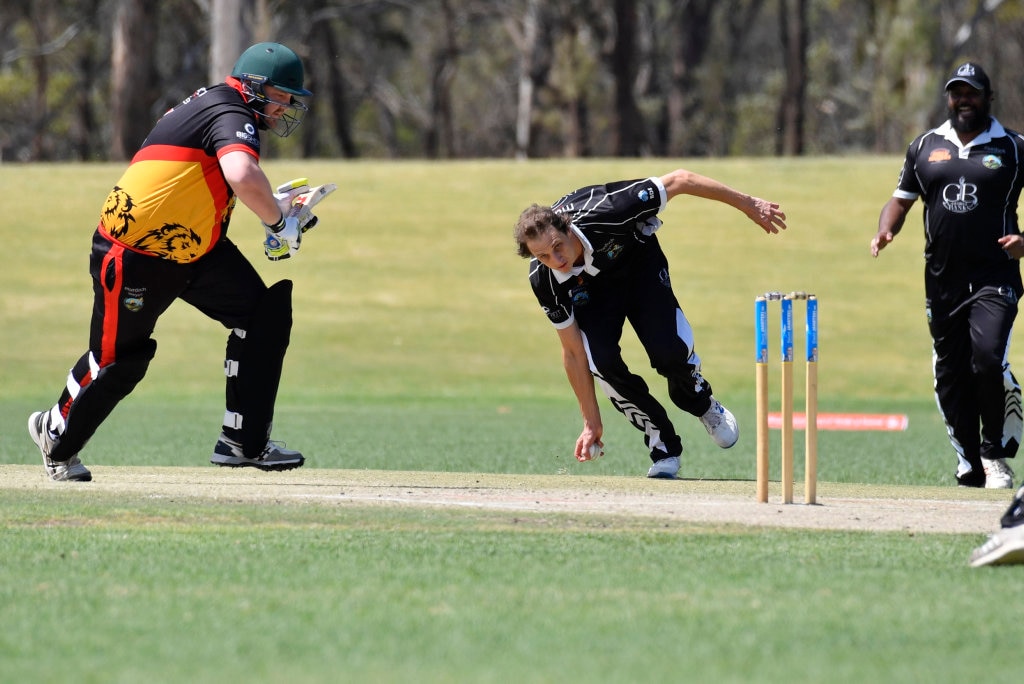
xmin=970 ymin=536 xmax=1024 ymax=567
xmin=211 ymin=456 xmax=305 ymax=472
xmin=27 ymin=412 xmax=47 ymax=453
xmin=704 ymin=420 xmax=739 ymax=449
xmin=647 ymin=471 xmax=677 ymax=480
xmin=50 ymin=468 xmax=93 ymax=482
xmin=712 ymin=435 xmax=739 ymax=449
xmin=28 ymin=412 xmax=92 ymax=482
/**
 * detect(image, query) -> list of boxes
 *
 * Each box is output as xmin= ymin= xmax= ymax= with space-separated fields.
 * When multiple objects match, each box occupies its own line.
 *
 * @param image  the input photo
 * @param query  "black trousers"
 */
xmin=46 ymin=230 xmax=274 ymax=461
xmin=572 ymin=237 xmax=712 ymax=462
xmin=929 ymin=285 xmax=1022 ymax=483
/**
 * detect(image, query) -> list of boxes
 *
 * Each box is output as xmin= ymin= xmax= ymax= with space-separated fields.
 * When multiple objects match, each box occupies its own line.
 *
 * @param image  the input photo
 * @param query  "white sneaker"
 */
xmin=211 ymin=433 xmax=305 ymax=471
xmin=970 ymin=524 xmax=1024 ymax=567
xmin=647 ymin=455 xmax=680 ymax=479
xmin=983 ymin=457 xmax=1014 ymax=489
xmin=700 ymin=397 xmax=739 ymax=448
xmin=27 ymin=411 xmax=92 ymax=482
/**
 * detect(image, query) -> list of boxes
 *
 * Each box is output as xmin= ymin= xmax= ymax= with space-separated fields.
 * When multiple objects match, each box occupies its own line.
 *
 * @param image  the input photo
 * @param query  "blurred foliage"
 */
xmin=1 ymin=0 xmax=1022 ymax=161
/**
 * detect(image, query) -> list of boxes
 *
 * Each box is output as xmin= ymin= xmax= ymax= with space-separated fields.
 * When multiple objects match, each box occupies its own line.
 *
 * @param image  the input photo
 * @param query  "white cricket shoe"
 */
xmin=983 ymin=457 xmax=1015 ymax=489
xmin=28 ymin=411 xmax=92 ymax=482
xmin=970 ymin=524 xmax=1024 ymax=567
xmin=211 ymin=434 xmax=305 ymax=471
xmin=700 ymin=397 xmax=739 ymax=448
xmin=647 ymin=455 xmax=680 ymax=479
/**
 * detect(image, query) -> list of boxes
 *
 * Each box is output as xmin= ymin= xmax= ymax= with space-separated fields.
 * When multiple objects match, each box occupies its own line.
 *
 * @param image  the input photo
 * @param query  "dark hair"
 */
xmin=513 ymin=204 xmax=572 ymax=258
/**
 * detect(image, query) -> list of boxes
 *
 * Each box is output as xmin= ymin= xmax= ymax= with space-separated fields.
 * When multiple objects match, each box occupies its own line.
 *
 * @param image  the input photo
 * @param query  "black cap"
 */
xmin=945 ymin=62 xmax=990 ymax=92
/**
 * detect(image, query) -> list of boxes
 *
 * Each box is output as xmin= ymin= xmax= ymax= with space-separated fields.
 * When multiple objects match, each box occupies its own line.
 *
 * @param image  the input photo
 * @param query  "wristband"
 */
xmin=264 ymin=214 xmax=286 ymax=232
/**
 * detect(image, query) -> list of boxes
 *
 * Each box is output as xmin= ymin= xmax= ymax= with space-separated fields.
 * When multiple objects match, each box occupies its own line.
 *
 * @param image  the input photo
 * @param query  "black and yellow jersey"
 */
xmin=99 ymin=80 xmax=260 ymax=263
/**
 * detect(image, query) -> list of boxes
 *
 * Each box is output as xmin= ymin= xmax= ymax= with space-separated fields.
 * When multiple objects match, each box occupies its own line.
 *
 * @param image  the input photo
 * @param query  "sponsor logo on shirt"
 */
xmin=983 ymin=154 xmax=1003 ymax=169
xmin=928 ymin=148 xmax=953 ymax=163
xmin=236 ymin=122 xmax=259 ymax=145
xmin=178 ymin=87 xmax=207 ymax=108
xmin=942 ymin=176 xmax=978 ymax=214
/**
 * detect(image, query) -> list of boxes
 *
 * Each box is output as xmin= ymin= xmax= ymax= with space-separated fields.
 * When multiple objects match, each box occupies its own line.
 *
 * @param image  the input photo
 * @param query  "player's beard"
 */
xmin=948 ymin=97 xmax=991 ymax=136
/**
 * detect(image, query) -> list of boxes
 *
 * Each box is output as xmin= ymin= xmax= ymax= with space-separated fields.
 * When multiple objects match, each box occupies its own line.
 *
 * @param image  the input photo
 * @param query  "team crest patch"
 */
xmin=571 ymin=276 xmax=590 ymax=306
xmin=928 ymin=148 xmax=952 ymax=163
xmin=983 ymin=154 xmax=1003 ymax=169
xmin=122 ymin=286 xmax=146 ymax=312
xmin=596 ymin=239 xmax=624 ymax=261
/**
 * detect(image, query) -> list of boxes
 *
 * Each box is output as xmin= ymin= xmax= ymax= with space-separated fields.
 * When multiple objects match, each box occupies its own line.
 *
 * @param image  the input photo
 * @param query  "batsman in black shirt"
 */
xmin=873 ymin=62 xmax=1024 ymax=489
xmin=515 ymin=169 xmax=786 ymax=479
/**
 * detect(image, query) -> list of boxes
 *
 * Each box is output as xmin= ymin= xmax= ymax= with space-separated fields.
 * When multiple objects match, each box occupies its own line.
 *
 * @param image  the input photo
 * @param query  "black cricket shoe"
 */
xmin=999 ymin=485 xmax=1024 ymax=529
xmin=957 ymin=468 xmax=986 ymax=488
xmin=211 ymin=434 xmax=304 ymax=471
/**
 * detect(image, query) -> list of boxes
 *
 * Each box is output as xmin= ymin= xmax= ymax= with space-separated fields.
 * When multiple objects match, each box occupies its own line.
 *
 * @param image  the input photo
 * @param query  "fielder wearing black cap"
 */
xmin=873 ymin=59 xmax=1024 ymax=492
xmin=945 ymin=62 xmax=991 ymax=93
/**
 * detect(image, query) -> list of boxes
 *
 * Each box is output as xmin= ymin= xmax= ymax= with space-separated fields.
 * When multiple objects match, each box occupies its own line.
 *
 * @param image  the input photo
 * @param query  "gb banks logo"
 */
xmin=942 ymin=176 xmax=978 ymax=214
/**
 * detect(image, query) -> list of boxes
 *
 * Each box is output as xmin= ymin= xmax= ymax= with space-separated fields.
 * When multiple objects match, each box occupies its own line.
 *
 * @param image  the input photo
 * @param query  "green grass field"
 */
xmin=2 ymin=159 xmax=1022 ymax=682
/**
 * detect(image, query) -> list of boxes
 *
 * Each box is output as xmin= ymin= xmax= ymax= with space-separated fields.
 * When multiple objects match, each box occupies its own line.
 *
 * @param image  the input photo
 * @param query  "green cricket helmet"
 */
xmin=231 ymin=42 xmax=312 ymax=137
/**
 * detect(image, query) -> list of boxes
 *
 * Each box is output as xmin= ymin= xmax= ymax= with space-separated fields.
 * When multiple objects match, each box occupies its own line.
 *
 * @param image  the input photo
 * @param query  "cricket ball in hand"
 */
xmin=588 ymin=444 xmax=603 ymax=459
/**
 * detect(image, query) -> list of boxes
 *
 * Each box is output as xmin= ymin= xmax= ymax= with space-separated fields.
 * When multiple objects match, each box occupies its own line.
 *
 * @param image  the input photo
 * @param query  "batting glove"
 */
xmin=273 ymin=178 xmax=310 ymax=216
xmin=263 ymin=215 xmax=302 ymax=261
xmin=293 ymin=206 xmax=319 ymax=234
xmin=289 ymin=183 xmax=337 ymax=235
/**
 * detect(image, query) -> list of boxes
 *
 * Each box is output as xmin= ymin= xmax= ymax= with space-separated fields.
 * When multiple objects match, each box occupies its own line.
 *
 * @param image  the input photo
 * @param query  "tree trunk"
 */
xmin=666 ymin=1 xmax=713 ymax=157
xmin=308 ymin=19 xmax=358 ymax=158
xmin=557 ymin=15 xmax=587 ymax=158
xmin=28 ymin=15 xmax=50 ymax=160
xmin=209 ymin=0 xmax=251 ymax=85
xmin=110 ymin=0 xmax=158 ymax=160
xmin=512 ymin=0 xmax=540 ymax=160
xmin=610 ymin=0 xmax=644 ymax=156
xmin=776 ymin=0 xmax=807 ymax=156
xmin=425 ymin=0 xmax=459 ymax=159
xmin=72 ymin=5 xmax=101 ymax=161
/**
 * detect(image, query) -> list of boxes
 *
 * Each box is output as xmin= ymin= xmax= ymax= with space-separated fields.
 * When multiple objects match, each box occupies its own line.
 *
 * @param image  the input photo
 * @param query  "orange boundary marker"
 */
xmin=767 ymin=412 xmax=908 ymax=431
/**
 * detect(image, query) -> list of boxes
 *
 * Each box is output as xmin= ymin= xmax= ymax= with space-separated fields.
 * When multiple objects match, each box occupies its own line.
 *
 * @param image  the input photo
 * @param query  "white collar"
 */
xmin=936 ymin=117 xmax=1006 ymax=151
xmin=552 ymin=224 xmax=601 ymax=283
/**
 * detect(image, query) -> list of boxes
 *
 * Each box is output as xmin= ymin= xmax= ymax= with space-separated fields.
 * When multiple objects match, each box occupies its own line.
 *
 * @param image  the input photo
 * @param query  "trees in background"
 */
xmin=0 ymin=0 xmax=1020 ymax=161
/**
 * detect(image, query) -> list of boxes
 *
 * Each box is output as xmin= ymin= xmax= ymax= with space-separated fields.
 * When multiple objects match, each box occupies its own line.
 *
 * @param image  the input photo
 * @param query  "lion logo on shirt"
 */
xmin=134 ymin=223 xmax=203 ymax=262
xmin=101 ymin=186 xmax=136 ymax=239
